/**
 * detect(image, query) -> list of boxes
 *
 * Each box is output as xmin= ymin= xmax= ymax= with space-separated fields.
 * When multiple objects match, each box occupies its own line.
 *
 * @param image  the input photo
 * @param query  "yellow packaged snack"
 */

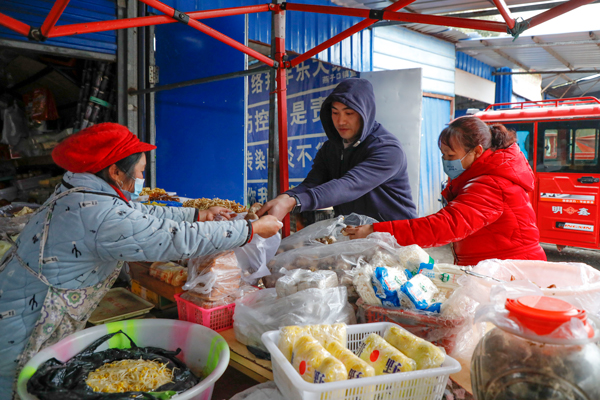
xmin=357 ymin=333 xmax=416 ymax=375
xmin=325 ymin=340 xmax=375 ymax=379
xmin=292 ymin=335 xmax=347 ymax=384
xmin=313 ymin=356 xmax=347 ymax=384
xmin=308 ymin=323 xmax=347 ymax=349
xmin=383 ymin=326 xmax=445 ymax=370
xmin=278 ymin=323 xmax=347 ymax=362
xmin=279 ymin=326 xmax=307 ymax=361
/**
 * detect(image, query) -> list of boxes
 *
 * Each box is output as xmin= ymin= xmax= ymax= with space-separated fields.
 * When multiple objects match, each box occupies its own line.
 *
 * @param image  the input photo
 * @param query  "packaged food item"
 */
xmin=397 ymin=245 xmax=433 ymax=275
xmin=245 ymin=203 xmax=262 ymax=220
xmin=357 ymin=333 xmax=416 ymax=375
xmin=352 ymin=262 xmax=382 ymax=306
xmin=325 ymin=340 xmax=375 ymax=379
xmin=184 ymin=251 xmax=241 ymax=300
xmin=400 ymin=274 xmax=440 ymax=311
xmin=149 ymin=262 xmax=187 ymax=286
xmin=276 ymin=269 xmax=339 ymax=297
xmin=291 ymin=335 xmax=347 ymax=384
xmin=278 ymin=323 xmax=347 ymax=361
xmin=383 ymin=325 xmax=445 ymax=370
xmin=371 ymin=266 xmax=411 ymax=307
xmin=417 ymin=263 xmax=464 ymax=291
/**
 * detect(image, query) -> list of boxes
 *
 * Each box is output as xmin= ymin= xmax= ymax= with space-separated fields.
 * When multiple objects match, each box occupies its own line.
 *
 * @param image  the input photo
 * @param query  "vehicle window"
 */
xmin=537 ymin=120 xmax=600 ymax=173
xmin=502 ymin=123 xmax=534 ymax=169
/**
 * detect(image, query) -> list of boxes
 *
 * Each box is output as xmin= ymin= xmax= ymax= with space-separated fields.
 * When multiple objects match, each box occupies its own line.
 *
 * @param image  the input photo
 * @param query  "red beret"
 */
xmin=52 ymin=123 xmax=156 ymax=173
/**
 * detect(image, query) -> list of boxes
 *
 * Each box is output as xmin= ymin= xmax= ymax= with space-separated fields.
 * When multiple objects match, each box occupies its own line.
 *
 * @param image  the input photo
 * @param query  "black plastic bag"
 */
xmin=27 ymin=330 xmax=201 ymax=400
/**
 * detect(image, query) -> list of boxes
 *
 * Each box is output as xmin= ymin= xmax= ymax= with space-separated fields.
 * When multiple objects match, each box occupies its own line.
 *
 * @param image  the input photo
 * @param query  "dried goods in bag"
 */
xmin=26 ymin=330 xmax=200 ymax=400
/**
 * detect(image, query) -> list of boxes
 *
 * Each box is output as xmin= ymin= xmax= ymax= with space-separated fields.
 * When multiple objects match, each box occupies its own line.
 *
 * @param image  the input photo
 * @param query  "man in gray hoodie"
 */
xmin=258 ymin=78 xmax=416 ymax=222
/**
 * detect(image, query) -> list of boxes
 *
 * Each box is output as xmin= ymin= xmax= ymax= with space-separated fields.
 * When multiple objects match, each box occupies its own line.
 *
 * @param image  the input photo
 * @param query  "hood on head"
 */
xmin=320 ymin=78 xmax=378 ymax=145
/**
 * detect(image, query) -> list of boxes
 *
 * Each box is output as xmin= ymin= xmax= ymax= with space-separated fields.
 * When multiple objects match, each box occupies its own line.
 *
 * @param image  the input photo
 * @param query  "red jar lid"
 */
xmin=505 ymin=296 xmax=594 ymax=338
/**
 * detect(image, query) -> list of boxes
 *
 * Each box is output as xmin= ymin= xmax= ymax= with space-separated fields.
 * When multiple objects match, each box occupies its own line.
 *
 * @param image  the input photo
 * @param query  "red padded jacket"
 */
xmin=374 ymin=143 xmax=546 ymax=266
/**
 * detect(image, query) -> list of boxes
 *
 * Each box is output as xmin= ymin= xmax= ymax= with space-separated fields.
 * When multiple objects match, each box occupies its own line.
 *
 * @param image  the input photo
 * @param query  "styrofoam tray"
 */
xmin=261 ymin=322 xmax=461 ymax=400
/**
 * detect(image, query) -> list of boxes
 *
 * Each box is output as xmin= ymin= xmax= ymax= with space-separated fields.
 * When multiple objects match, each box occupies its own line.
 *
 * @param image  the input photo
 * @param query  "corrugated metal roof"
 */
xmin=0 ymin=0 xmax=117 ymax=55
xmin=332 ymin=0 xmax=545 ymax=15
xmin=455 ymin=30 xmax=600 ymax=97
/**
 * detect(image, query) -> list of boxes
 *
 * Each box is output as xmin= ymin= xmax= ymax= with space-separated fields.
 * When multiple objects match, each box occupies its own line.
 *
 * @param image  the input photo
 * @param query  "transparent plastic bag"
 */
xmin=235 ymin=232 xmax=281 ymax=284
xmin=277 ymin=216 xmax=346 ymax=254
xmin=183 ymin=251 xmax=241 ymax=300
xmin=2 ymin=104 xmax=28 ymax=146
xmin=275 ymin=268 xmax=339 ymax=298
xmin=233 ymin=287 xmax=356 ymax=351
xmin=265 ymin=235 xmax=405 ymax=300
xmin=0 ymin=202 xmax=41 ymax=234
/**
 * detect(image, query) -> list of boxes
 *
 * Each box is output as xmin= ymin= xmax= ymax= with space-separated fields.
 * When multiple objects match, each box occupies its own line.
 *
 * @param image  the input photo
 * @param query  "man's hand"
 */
xmin=343 ymin=224 xmax=374 ymax=239
xmin=256 ymin=194 xmax=296 ymax=221
xmin=251 ymin=215 xmax=283 ymax=238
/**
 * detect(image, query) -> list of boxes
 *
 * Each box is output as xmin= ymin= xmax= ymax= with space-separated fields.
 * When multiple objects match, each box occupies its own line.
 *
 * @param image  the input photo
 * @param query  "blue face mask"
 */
xmin=442 ymin=151 xmax=471 ymax=180
xmin=130 ymin=177 xmax=145 ymax=200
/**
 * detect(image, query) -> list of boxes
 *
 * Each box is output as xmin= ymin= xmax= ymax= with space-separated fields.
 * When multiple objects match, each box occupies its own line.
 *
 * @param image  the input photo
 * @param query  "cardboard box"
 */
xmin=130 ymin=279 xmax=175 ymax=310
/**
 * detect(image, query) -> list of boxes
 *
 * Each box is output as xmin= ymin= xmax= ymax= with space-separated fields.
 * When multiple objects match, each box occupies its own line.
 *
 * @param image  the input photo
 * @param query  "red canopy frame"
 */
xmin=0 ymin=0 xmax=594 ymax=235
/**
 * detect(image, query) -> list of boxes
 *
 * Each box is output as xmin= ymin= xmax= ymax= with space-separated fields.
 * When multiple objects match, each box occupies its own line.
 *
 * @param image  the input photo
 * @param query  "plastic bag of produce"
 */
xmin=233 ymin=287 xmax=356 ymax=351
xmin=229 ymin=381 xmax=284 ymax=400
xmin=26 ymin=330 xmax=200 ymax=400
xmin=265 ymin=234 xmax=405 ymax=300
xmin=184 ymin=251 xmax=241 ymax=300
xmin=277 ymin=216 xmax=346 ymax=254
xmin=0 ymin=203 xmax=41 ymax=234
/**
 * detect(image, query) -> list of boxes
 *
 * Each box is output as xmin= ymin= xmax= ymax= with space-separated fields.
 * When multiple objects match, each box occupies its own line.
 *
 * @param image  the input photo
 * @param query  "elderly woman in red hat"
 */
xmin=0 ymin=123 xmax=281 ymax=397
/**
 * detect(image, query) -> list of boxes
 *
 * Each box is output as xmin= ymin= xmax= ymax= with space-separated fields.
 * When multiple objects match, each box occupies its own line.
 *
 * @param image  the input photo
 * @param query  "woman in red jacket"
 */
xmin=345 ymin=116 xmax=546 ymax=266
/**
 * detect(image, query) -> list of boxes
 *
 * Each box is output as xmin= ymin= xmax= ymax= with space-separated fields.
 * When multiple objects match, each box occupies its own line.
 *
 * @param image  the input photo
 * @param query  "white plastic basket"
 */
xmin=261 ymin=322 xmax=461 ymax=400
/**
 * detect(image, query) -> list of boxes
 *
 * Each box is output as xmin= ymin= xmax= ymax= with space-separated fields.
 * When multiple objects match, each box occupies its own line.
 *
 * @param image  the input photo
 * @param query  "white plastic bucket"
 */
xmin=17 ymin=319 xmax=230 ymax=400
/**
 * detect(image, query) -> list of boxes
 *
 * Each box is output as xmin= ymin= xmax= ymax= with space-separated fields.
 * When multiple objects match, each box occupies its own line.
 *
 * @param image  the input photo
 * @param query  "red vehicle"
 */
xmin=475 ymin=97 xmax=600 ymax=250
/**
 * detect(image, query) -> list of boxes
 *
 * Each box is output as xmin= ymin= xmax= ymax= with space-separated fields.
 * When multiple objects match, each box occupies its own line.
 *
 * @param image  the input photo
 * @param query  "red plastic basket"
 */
xmin=356 ymin=298 xmax=466 ymax=354
xmin=174 ymin=293 xmax=235 ymax=332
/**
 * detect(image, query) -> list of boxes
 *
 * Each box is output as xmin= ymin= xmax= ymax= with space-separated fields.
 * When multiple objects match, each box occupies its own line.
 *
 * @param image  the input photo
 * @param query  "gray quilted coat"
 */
xmin=0 ymin=172 xmax=250 ymax=395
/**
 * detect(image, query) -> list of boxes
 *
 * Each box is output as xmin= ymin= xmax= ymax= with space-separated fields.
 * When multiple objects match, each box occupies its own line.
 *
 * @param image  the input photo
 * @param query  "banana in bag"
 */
xmin=357 ymin=333 xmax=416 ymax=375
xmin=326 ymin=340 xmax=375 ymax=379
xmin=383 ymin=325 xmax=445 ymax=370
xmin=291 ymin=335 xmax=347 ymax=384
xmin=278 ymin=323 xmax=347 ymax=362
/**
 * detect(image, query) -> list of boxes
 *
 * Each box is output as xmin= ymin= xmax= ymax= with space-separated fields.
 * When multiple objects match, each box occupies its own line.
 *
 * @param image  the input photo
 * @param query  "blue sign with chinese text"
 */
xmin=246 ymin=59 xmax=358 ymax=204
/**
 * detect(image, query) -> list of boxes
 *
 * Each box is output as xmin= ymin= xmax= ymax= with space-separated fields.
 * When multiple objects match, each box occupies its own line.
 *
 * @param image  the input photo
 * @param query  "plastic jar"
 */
xmin=471 ymin=296 xmax=600 ymax=400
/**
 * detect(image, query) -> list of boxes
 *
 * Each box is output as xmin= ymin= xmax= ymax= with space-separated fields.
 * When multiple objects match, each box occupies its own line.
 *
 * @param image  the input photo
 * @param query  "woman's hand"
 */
xmin=343 ymin=224 xmax=374 ymax=239
xmin=208 ymin=206 xmax=234 ymax=220
xmin=251 ymin=215 xmax=283 ymax=238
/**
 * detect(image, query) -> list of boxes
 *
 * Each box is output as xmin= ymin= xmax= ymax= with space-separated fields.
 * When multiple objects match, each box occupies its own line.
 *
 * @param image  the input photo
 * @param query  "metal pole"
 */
xmin=129 ymin=66 xmax=271 ymax=95
xmin=526 ymin=0 xmax=597 ymax=29
xmin=138 ymin=0 xmax=276 ymax=68
xmin=490 ymin=0 xmax=515 ymax=30
xmin=40 ymin=0 xmax=71 ymax=38
xmin=48 ymin=4 xmax=271 ymax=38
xmin=267 ymin=0 xmax=280 ymax=202
xmin=273 ymin=3 xmax=290 ymax=237
xmin=288 ymin=0 xmax=419 ymax=68
xmin=0 ymin=11 xmax=31 ymax=37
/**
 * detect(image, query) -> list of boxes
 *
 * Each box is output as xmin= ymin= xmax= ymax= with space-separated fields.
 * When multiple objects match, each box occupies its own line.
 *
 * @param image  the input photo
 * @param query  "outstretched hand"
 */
xmin=256 ymin=194 xmax=296 ymax=221
xmin=343 ymin=224 xmax=374 ymax=240
xmin=252 ymin=215 xmax=283 ymax=238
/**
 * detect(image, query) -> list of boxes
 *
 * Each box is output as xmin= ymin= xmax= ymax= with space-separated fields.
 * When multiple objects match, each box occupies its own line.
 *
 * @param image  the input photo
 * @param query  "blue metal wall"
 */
xmin=247 ymin=0 xmax=371 ymax=71
xmin=0 ymin=0 xmax=117 ymax=54
xmin=372 ymin=26 xmax=455 ymax=97
xmin=455 ymin=51 xmax=494 ymax=81
xmin=495 ymin=66 xmax=513 ymax=108
xmin=154 ymin=8 xmax=246 ymax=202
xmin=420 ymin=96 xmax=450 ymax=217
